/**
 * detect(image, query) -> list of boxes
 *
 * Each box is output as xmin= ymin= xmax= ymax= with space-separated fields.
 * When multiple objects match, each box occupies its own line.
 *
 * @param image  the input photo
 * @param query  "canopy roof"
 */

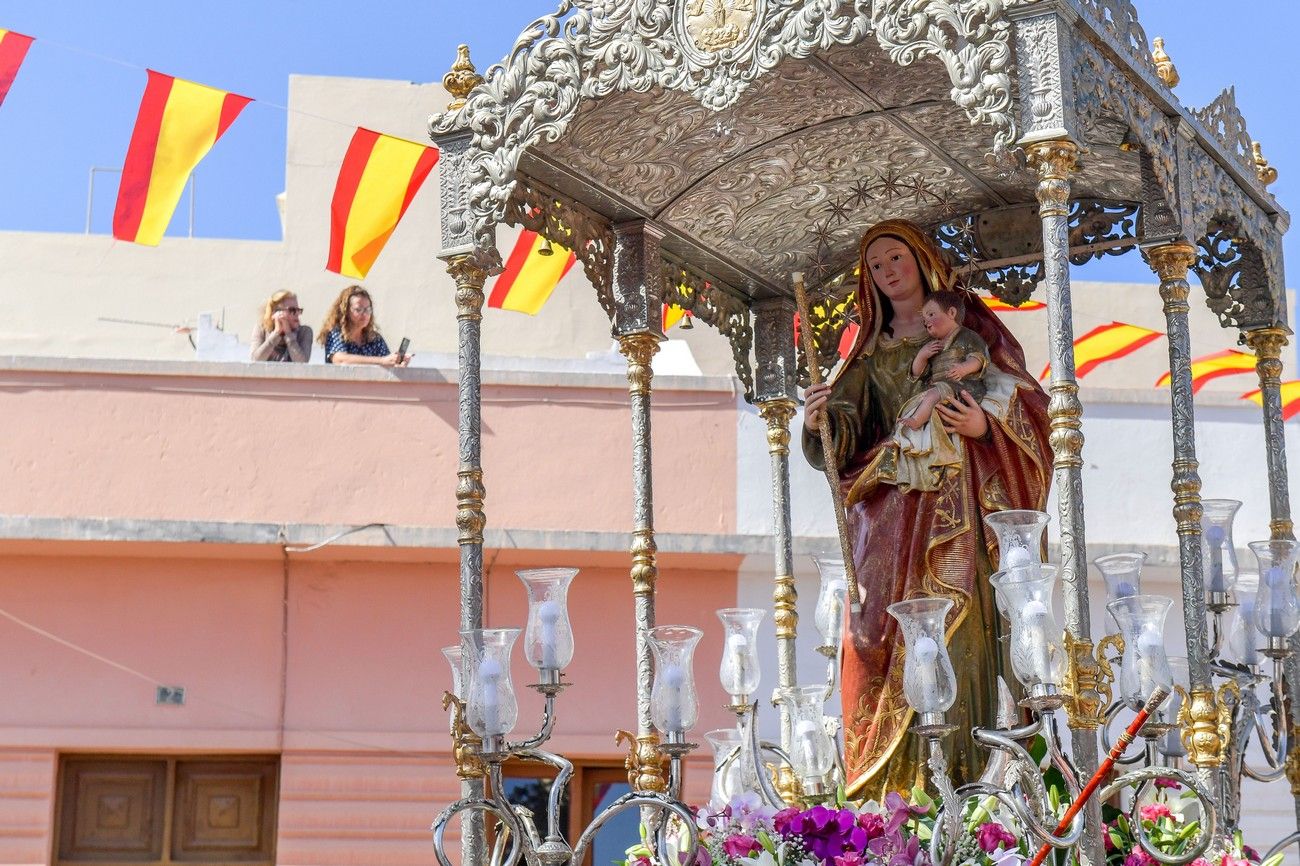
xmin=432 ymin=0 xmax=1288 ymax=378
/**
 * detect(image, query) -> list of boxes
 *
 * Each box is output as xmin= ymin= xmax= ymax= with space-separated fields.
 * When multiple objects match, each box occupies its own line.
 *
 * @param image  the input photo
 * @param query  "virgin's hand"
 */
xmin=803 ymin=383 xmax=832 ymax=430
xmin=936 ymin=390 xmax=989 ymax=439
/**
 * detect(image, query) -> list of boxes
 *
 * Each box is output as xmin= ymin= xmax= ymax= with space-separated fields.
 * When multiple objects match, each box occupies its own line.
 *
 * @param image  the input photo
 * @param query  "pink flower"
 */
xmin=1124 ymin=850 xmax=1156 ymax=866
xmin=976 ymin=823 xmax=1018 ymax=854
xmin=722 ymin=835 xmax=762 ymax=858
xmin=1189 ymin=859 xmax=1211 ymax=866
xmin=1140 ymin=803 xmax=1173 ymax=823
xmin=1220 ymin=856 xmax=1250 ymax=866
xmin=1154 ymin=777 xmax=1182 ymax=790
xmin=835 ymin=854 xmax=868 ymax=866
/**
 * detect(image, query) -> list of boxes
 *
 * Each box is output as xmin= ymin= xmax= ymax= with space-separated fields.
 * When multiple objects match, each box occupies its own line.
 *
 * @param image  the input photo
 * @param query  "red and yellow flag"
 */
xmin=1156 ymin=349 xmax=1258 ymax=393
xmin=0 ymin=29 xmax=34 ymax=110
xmin=113 ymin=70 xmax=251 ymax=246
xmin=980 ymin=295 xmax=1046 ymax=312
xmin=1241 ymin=381 xmax=1300 ymax=422
xmin=1039 ymin=322 xmax=1163 ymax=380
xmin=837 ymin=321 xmax=861 ymax=359
xmin=488 ymin=229 xmax=576 ymax=314
xmin=327 ymin=128 xmax=439 ymax=278
xmin=663 ymin=304 xmax=688 ymax=331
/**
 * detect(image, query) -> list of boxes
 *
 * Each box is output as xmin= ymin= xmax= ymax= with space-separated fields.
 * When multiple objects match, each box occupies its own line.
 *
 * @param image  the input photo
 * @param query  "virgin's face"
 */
xmin=865 ymin=237 xmax=923 ymax=304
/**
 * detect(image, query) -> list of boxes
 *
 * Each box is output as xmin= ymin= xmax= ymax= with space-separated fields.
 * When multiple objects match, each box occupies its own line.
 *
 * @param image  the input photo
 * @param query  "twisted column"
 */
xmin=1027 ymin=139 xmax=1103 ymax=866
xmin=445 ymin=253 xmax=488 ymax=866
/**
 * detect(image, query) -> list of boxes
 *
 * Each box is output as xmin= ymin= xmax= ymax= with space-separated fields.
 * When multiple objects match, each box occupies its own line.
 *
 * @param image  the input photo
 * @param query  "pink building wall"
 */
xmin=0 ymin=360 xmax=741 ymax=865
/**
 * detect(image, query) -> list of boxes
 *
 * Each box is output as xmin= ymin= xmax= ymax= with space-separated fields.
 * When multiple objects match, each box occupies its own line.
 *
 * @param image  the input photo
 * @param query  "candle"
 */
xmin=1207 ymin=525 xmax=1226 ymax=592
xmin=1135 ymin=625 xmax=1167 ymax=696
xmin=479 ymin=656 xmax=502 ymax=734
xmin=722 ymin=633 xmax=749 ymax=696
xmin=661 ymin=663 xmax=684 ymax=732
xmin=912 ymin=635 xmax=942 ymax=709
xmin=1005 ymin=544 xmax=1033 ymax=572
xmin=794 ymin=719 xmax=822 ymax=777
xmin=1263 ymin=566 xmax=1287 ymax=637
xmin=1022 ymin=600 xmax=1052 ymax=684
xmin=538 ymin=600 xmax=561 ymax=670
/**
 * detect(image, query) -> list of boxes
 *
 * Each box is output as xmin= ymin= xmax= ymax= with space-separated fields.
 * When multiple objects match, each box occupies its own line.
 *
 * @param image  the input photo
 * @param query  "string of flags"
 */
xmin=0 ymin=28 xmax=1294 ymax=417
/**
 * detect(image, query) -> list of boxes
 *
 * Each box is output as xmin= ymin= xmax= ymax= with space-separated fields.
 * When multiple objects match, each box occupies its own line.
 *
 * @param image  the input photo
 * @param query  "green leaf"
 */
xmin=757 ymin=829 xmax=776 ymax=856
xmin=911 ymin=786 xmax=934 ymax=811
xmin=1261 ymin=853 xmax=1285 ymax=866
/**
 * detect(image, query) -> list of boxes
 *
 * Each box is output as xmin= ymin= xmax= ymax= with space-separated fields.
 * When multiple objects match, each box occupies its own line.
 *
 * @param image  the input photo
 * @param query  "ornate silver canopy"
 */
xmin=431 ymin=0 xmax=1288 ymax=387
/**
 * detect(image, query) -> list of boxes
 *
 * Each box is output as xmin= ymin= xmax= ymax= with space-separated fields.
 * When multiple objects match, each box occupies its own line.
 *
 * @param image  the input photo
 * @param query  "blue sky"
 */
xmin=0 ymin=1 xmax=1296 ymax=286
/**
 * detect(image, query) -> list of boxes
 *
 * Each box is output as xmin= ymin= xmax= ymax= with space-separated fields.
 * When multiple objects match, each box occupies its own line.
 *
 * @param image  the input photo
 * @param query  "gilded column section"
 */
xmin=1027 ymin=139 xmax=1104 ymax=866
xmin=1148 ymin=243 xmax=1224 ymax=783
xmin=612 ymin=220 xmax=668 ymax=791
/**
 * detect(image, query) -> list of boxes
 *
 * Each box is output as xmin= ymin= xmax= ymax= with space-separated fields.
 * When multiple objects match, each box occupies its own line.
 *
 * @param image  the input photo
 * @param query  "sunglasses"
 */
xmin=281 ymin=306 xmax=304 ymax=315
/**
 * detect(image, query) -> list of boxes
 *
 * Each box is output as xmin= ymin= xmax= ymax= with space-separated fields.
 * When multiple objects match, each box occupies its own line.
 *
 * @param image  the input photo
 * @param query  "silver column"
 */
xmin=1147 ymin=242 xmax=1224 ymax=790
xmin=1026 ymin=139 xmax=1104 ymax=866
xmin=612 ymin=220 xmax=669 ymax=793
xmin=1242 ymin=325 xmax=1300 ymax=824
xmin=754 ymin=297 xmax=800 ymax=749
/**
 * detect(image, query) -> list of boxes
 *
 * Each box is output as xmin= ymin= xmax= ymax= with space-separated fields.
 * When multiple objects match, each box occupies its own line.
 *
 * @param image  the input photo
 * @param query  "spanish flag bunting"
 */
xmin=838 ymin=321 xmax=861 ymax=359
xmin=0 ymin=29 xmax=34 ymax=110
xmin=327 ymin=127 xmax=439 ymax=278
xmin=1155 ymin=349 xmax=1258 ymax=393
xmin=488 ymin=229 xmax=576 ymax=314
xmin=663 ymin=303 xmax=688 ymax=331
xmin=113 ymin=70 xmax=252 ymax=246
xmin=1039 ymin=322 xmax=1163 ymax=380
xmin=980 ymin=295 xmax=1046 ymax=312
xmin=1241 ymin=381 xmax=1300 ymax=422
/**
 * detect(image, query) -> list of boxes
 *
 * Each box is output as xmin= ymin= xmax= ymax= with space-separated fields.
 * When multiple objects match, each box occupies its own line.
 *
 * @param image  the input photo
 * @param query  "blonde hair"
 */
xmin=260 ymin=290 xmax=297 ymax=332
xmin=318 ymin=285 xmax=380 ymax=346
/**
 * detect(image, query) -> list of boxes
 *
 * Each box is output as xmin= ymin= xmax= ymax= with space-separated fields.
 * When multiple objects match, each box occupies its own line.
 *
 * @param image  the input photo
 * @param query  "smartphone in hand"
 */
xmin=396 ymin=337 xmax=410 ymax=362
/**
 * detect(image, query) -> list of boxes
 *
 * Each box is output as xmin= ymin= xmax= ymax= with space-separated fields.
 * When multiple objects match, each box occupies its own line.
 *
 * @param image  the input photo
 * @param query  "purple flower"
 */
xmin=790 ymin=806 xmax=864 ymax=862
xmin=976 ymin=823 xmax=1018 ymax=854
xmin=857 ymin=812 xmax=886 ymax=840
xmin=773 ymin=807 xmax=802 ymax=837
xmin=835 ymin=854 xmax=868 ymax=866
xmin=1243 ymin=846 xmax=1262 ymax=863
xmin=723 ymin=835 xmax=762 ymax=858
xmin=729 ymin=792 xmax=777 ymax=833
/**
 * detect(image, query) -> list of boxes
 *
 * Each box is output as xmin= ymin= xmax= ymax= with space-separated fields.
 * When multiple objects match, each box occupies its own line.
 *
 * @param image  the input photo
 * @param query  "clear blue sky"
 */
xmin=0 ymin=1 xmax=1296 ymax=287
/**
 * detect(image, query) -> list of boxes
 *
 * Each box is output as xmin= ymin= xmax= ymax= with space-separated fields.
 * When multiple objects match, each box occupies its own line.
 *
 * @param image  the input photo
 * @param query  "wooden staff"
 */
xmin=1026 ymin=685 xmax=1171 ymax=866
xmin=793 ymin=271 xmax=860 ymax=615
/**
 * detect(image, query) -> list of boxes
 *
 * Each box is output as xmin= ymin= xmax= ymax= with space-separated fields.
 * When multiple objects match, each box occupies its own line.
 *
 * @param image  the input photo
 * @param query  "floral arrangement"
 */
xmin=618 ymin=781 xmax=1281 ymax=866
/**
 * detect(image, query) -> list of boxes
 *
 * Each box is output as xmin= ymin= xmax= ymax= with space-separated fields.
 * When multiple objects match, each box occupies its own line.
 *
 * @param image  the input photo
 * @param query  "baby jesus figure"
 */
xmin=901 ymin=290 xmax=990 ymax=430
xmin=887 ymin=290 xmax=993 ymax=492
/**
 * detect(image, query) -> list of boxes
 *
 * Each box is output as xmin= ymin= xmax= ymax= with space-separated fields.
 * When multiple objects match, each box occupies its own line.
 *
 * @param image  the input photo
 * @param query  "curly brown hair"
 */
xmin=318 ymin=285 xmax=380 ymax=346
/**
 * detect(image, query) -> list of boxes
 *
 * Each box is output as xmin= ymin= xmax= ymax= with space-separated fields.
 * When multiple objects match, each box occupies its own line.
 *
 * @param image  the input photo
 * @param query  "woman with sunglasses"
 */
xmin=250 ymin=290 xmax=313 ymax=362
xmin=318 ymin=285 xmax=410 ymax=366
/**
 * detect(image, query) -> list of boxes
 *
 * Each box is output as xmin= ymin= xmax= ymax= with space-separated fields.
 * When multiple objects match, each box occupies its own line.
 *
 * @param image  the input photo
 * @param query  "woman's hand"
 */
xmin=936 ymin=390 xmax=989 ymax=439
xmin=804 ymin=383 xmax=832 ymax=430
xmin=271 ymin=310 xmax=290 ymax=335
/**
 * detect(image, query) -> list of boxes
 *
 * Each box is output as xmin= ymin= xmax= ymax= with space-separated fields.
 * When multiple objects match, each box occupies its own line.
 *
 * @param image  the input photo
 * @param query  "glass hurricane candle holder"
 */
xmin=781 ymin=685 xmax=836 ymax=794
xmin=984 ymin=510 xmax=1050 ymax=572
xmin=887 ymin=597 xmax=957 ymax=722
xmin=704 ymin=728 xmax=745 ymax=809
xmin=442 ymin=645 xmax=464 ymax=699
xmin=649 ymin=625 xmax=702 ymax=741
xmin=518 ymin=568 xmax=577 ymax=683
xmin=462 ymin=628 xmax=521 ymax=749
xmin=1157 ymin=656 xmax=1189 ymax=759
xmin=990 ymin=565 xmax=1065 ymax=696
xmin=813 ymin=557 xmax=850 ymax=653
xmin=1106 ymin=595 xmax=1175 ymax=710
xmin=1249 ymin=540 xmax=1300 ymax=649
xmin=1227 ymin=574 xmax=1261 ymax=666
xmin=716 ymin=608 xmax=764 ymax=704
xmin=1094 ymin=552 xmax=1148 ymax=604
xmin=1201 ymin=499 xmax=1242 ymax=597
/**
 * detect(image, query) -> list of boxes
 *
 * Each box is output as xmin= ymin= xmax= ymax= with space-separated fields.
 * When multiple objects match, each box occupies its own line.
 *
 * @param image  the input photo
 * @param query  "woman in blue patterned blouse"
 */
xmin=318 ymin=285 xmax=411 ymax=366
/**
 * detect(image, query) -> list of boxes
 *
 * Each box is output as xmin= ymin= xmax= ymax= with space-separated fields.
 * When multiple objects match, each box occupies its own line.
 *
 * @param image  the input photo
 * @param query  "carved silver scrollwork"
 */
xmin=1193 ymin=218 xmax=1278 ymax=332
xmin=1073 ymin=0 xmax=1158 ymax=82
xmin=504 ymin=175 xmax=616 ymax=319
xmin=661 ymin=257 xmax=756 ymax=398
xmin=1192 ymin=87 xmax=1257 ymax=185
xmin=871 ymin=0 xmax=1018 ymax=153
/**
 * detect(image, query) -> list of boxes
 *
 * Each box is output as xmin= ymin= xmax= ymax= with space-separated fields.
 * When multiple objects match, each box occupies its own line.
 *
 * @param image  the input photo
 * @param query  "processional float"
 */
xmin=424 ymin=1 xmax=1296 ymax=864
